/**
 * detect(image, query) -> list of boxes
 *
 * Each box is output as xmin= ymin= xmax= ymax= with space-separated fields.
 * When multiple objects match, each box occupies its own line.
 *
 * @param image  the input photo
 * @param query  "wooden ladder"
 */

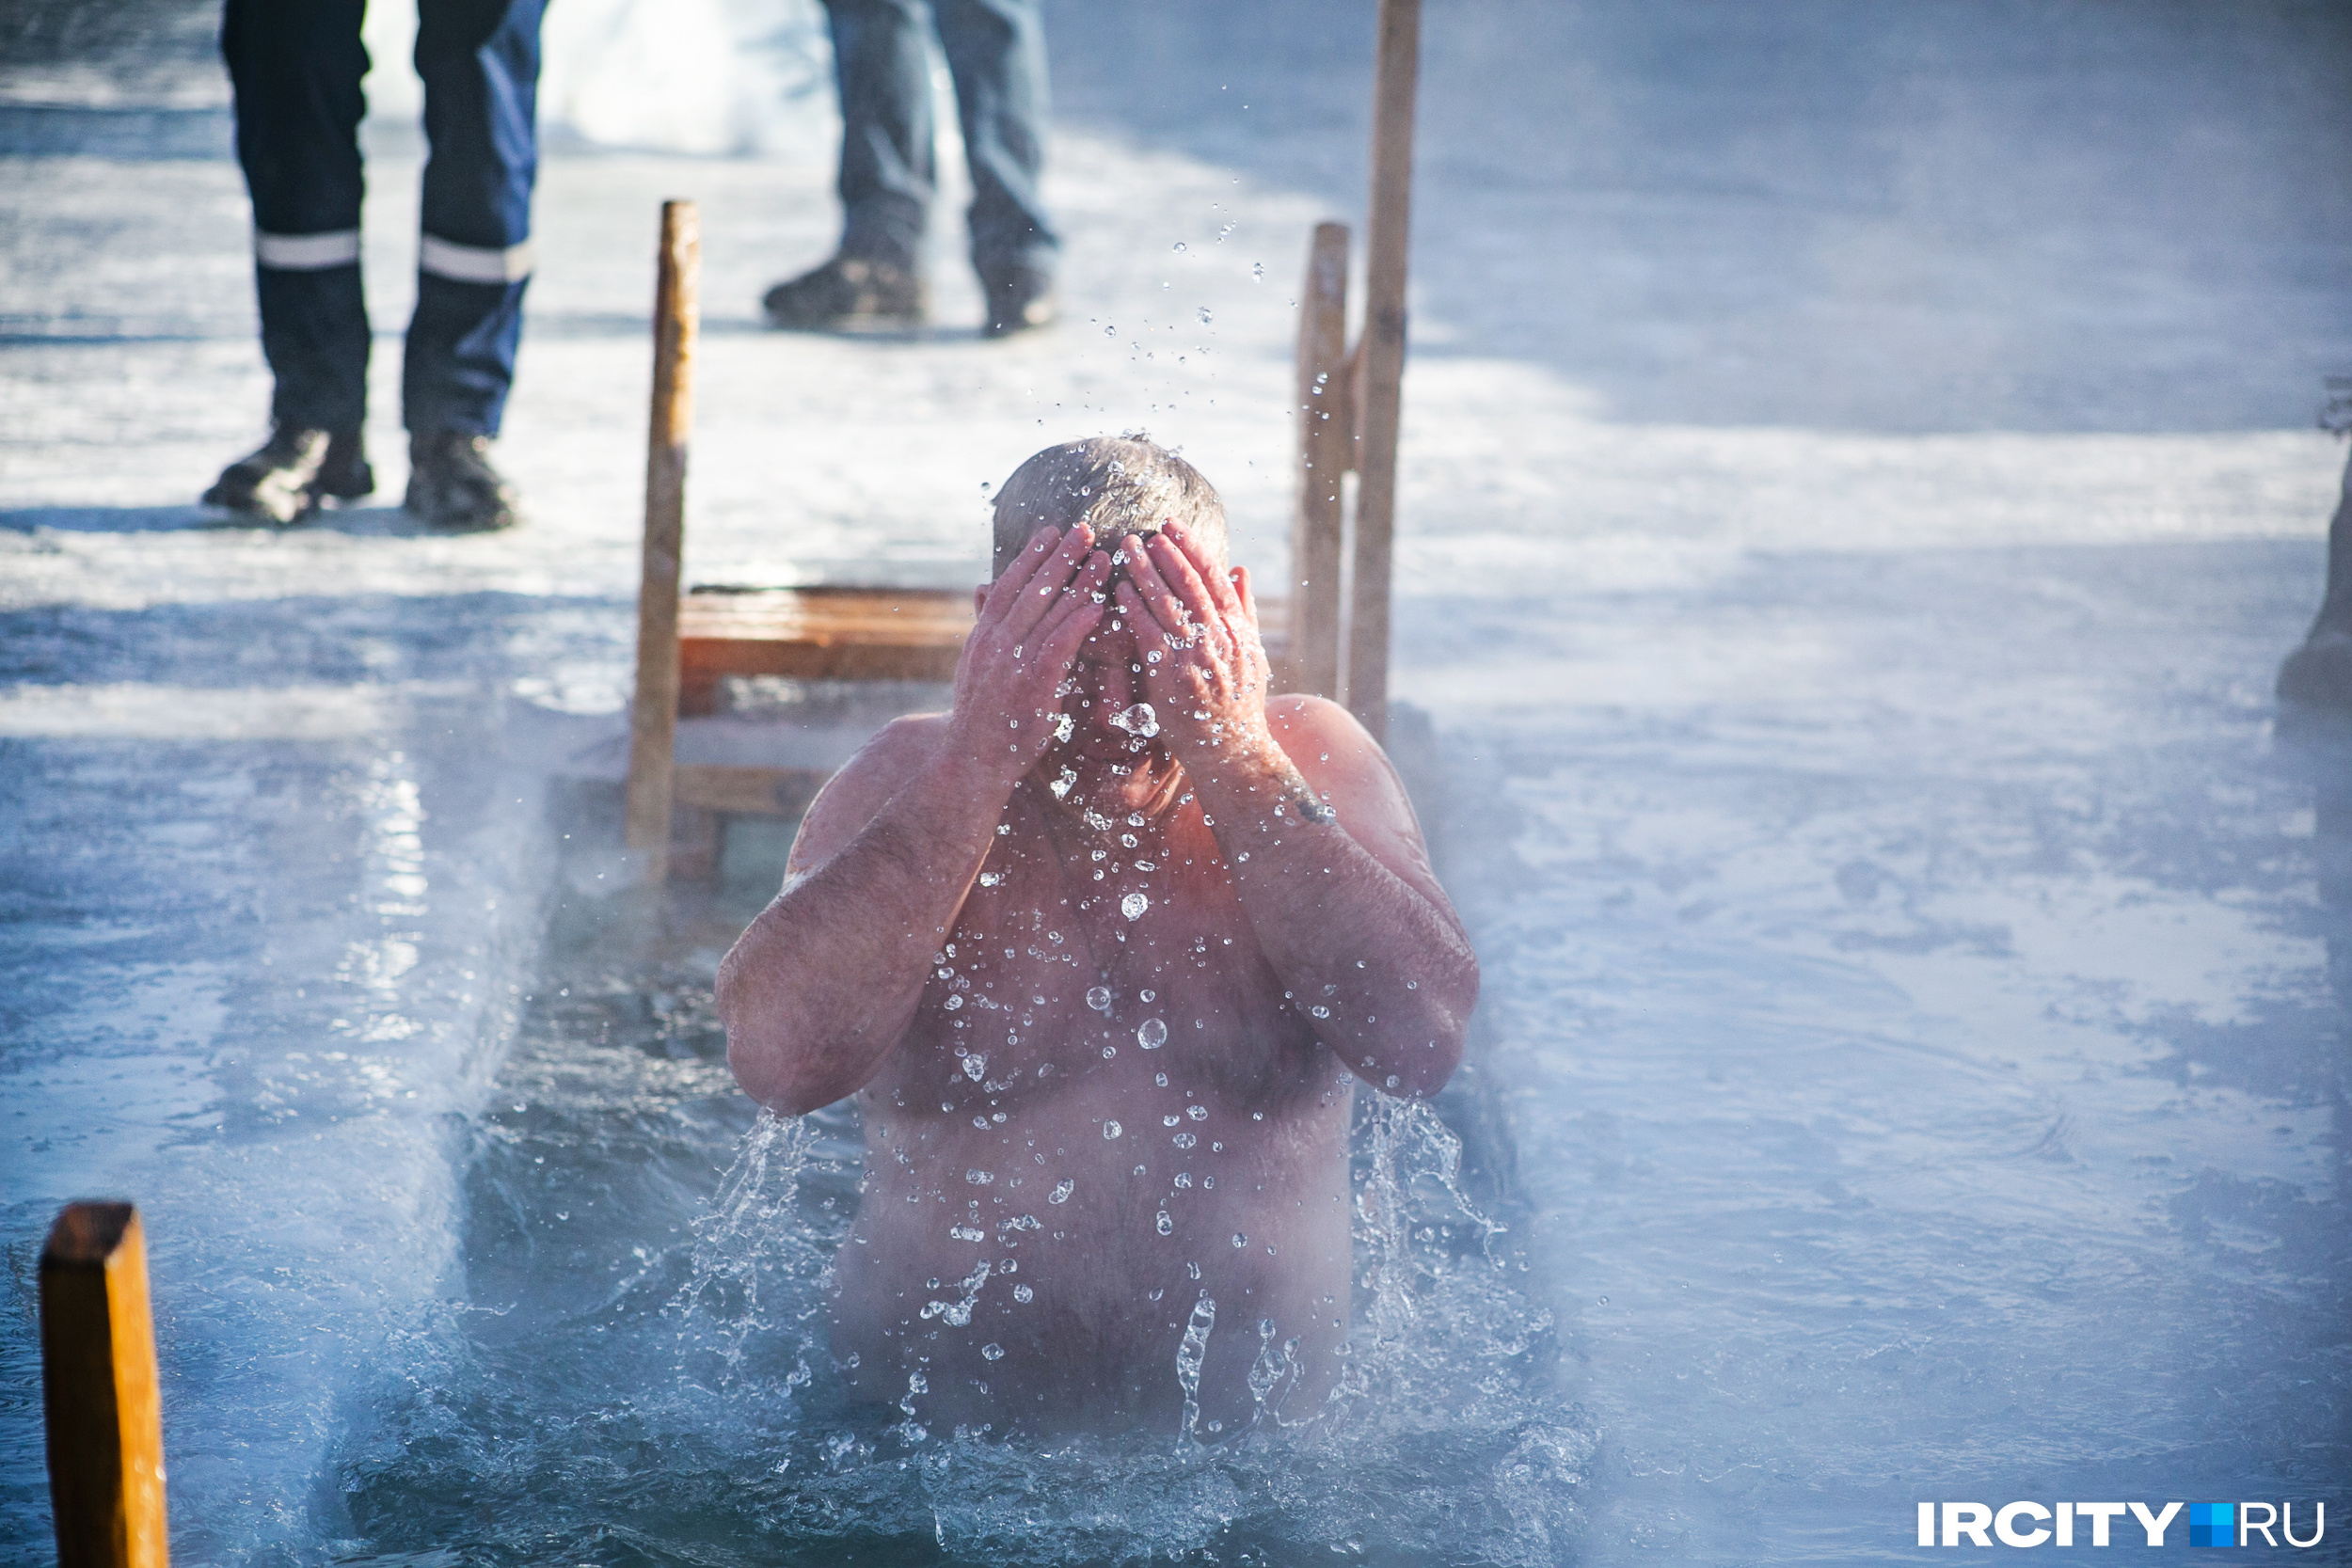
xmin=622 ymin=0 xmax=1417 ymax=885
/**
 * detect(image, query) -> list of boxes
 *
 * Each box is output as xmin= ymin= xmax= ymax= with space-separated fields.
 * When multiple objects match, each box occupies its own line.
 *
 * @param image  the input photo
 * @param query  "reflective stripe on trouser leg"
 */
xmin=418 ymin=234 xmax=533 ymax=284
xmin=822 ymin=0 xmax=935 ymax=272
xmin=223 ymin=0 xmax=371 ymax=432
xmin=407 ymin=0 xmax=546 ymax=436
xmin=255 ymin=230 xmax=362 ymax=269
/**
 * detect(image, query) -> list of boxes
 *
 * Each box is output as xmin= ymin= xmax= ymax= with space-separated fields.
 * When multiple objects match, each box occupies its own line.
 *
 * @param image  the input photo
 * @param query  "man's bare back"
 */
xmin=717 ymin=439 xmax=1476 ymax=1438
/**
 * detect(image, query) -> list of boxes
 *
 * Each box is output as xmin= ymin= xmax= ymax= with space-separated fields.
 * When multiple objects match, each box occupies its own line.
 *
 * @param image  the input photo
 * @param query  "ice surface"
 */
xmin=5 ymin=0 xmax=2351 ymax=1563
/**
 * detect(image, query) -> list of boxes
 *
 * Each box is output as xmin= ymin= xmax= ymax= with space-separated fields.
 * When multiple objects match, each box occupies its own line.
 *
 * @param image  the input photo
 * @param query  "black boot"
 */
xmin=201 ymin=426 xmax=373 ymax=525
xmin=405 ymin=430 xmax=522 ymax=532
xmin=979 ymin=262 xmax=1056 ymax=338
xmin=760 ymin=255 xmax=928 ymax=332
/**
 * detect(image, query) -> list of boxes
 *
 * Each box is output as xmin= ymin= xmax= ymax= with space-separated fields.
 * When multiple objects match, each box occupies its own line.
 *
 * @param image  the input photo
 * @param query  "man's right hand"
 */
xmin=945 ymin=524 xmax=1111 ymax=789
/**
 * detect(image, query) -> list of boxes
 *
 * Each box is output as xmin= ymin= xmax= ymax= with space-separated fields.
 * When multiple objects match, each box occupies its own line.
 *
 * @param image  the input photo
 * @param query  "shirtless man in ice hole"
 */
xmin=717 ymin=436 xmax=1476 ymax=1437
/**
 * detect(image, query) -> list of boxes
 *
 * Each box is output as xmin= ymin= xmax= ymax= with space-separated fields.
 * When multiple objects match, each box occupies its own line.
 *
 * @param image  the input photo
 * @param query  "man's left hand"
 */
xmin=1113 ymin=522 xmax=1277 ymax=773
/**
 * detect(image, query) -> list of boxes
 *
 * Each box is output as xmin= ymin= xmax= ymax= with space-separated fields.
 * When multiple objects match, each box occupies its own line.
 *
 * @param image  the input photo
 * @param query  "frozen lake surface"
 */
xmin=5 ymin=0 xmax=2350 ymax=1562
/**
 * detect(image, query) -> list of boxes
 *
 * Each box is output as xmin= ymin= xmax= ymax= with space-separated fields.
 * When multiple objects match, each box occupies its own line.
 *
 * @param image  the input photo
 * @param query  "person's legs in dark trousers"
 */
xmin=210 ymin=0 xmax=374 ymax=518
xmin=406 ymin=0 xmax=542 ymax=440
xmin=403 ymin=0 xmax=543 ymax=528
xmin=932 ymin=0 xmax=1057 ymax=291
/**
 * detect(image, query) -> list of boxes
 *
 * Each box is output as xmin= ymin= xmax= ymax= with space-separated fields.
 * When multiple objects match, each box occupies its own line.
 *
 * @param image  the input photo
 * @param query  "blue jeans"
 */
xmin=822 ymin=0 xmax=1059 ymax=279
xmin=221 ymin=0 xmax=544 ymax=437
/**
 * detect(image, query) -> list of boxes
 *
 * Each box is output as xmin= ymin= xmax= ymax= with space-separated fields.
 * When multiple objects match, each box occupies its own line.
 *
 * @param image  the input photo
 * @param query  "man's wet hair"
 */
xmin=990 ymin=435 xmax=1227 ymax=577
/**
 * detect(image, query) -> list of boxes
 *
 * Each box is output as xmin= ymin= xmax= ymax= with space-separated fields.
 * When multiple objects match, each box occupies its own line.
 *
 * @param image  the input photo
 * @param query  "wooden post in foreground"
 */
xmin=1289 ymin=222 xmax=1352 ymax=703
xmin=625 ymin=198 xmax=702 ymax=884
xmin=41 ymin=1202 xmax=169 ymax=1568
xmin=1347 ymin=0 xmax=1422 ymax=742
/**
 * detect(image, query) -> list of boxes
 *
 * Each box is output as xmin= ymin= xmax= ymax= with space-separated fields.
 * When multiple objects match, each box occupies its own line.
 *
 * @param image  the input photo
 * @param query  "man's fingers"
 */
xmin=1000 ymin=526 xmax=1097 ymax=643
xmin=1036 ymin=594 xmax=1106 ymax=672
xmin=1163 ymin=523 xmax=1246 ymax=620
xmin=1145 ymin=532 xmax=1232 ymax=655
xmin=1118 ymin=537 xmax=1193 ymax=641
xmin=977 ymin=525 xmax=1062 ymax=631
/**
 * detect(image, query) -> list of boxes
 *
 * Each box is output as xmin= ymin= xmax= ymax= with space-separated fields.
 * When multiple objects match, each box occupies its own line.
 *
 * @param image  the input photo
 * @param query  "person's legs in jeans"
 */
xmin=762 ymin=0 xmax=934 ymax=326
xmin=932 ymin=0 xmax=1057 ymax=287
xmin=219 ymin=0 xmax=372 ymax=455
xmin=406 ymin=0 xmax=543 ymax=441
xmin=824 ymin=0 xmax=937 ymax=275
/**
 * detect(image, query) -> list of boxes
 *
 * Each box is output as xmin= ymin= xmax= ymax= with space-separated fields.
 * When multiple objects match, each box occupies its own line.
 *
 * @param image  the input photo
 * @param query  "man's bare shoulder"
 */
xmin=1267 ymin=694 xmax=1391 ymax=794
xmin=785 ymin=712 xmax=952 ymax=879
xmin=1266 ymin=693 xmax=1447 ymax=903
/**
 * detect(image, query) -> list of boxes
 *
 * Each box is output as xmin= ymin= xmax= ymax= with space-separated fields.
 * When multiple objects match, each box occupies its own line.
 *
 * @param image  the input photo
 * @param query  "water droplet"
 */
xmin=1087 ymin=985 xmax=1113 ymax=1012
xmin=1120 ymin=832 xmax=1139 ymax=848
xmin=1251 ymin=261 xmax=1264 ymax=280
xmin=1103 ymin=1120 xmax=1123 ymax=1139
xmin=1232 ymin=1232 xmax=1248 ymax=1248
xmin=981 ymin=1342 xmax=1005 ymax=1361
xmin=1109 ymin=703 xmax=1159 ymax=737
xmin=1310 ymin=1005 xmax=1330 ymax=1019
xmin=1053 ymin=712 xmax=1074 ymax=743
xmin=1187 ymin=1104 xmax=1207 ymax=1120
xmin=1157 ymin=1210 xmax=1174 ymax=1235
xmin=1140 ymin=989 xmax=1155 ymax=1002
xmin=1173 ymin=1132 xmax=1197 ymax=1148
xmin=1101 ymin=1045 xmax=1116 ymax=1058
xmin=944 ymin=994 xmax=963 ymax=1010
xmin=1137 ymin=1018 xmax=1168 ymax=1049
xmin=962 ymin=1054 xmax=986 ymax=1080
xmin=1122 ymin=892 xmax=1150 ymax=920
xmin=1172 ymin=241 xmax=1188 ymax=252
xmin=1050 ymin=1179 xmax=1074 ymax=1203
xmin=965 ymin=1167 xmax=993 ymax=1184
xmin=1164 ymin=1115 xmax=1182 ymax=1127
xmin=1197 ymin=306 xmax=1212 ymax=325
xmin=1013 ymin=1284 xmax=1035 ymax=1303
xmin=977 ymin=872 xmax=1003 ymax=887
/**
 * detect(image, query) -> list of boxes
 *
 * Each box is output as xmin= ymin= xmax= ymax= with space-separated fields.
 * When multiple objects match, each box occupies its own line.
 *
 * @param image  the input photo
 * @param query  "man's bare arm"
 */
xmin=717 ymin=526 xmax=1112 ymax=1114
xmin=1116 ymin=527 xmax=1478 ymax=1097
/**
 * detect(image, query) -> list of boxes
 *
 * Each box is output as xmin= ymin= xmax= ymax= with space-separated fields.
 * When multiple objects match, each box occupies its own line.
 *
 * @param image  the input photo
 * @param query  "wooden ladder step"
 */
xmin=677 ymin=584 xmax=1290 ymax=715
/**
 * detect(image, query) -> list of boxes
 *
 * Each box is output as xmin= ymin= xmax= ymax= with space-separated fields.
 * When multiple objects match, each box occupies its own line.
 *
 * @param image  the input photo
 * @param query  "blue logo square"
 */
xmin=2189 ymin=1502 xmax=2235 ymax=1548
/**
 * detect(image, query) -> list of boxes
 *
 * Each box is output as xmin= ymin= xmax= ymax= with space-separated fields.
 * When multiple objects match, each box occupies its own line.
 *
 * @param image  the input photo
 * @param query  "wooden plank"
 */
xmin=673 ymin=764 xmax=831 ymax=818
xmin=673 ymin=586 xmax=1288 ymax=709
xmin=1349 ymin=0 xmax=1422 ymax=742
xmin=1289 ymin=222 xmax=1351 ymax=702
xmin=41 ymin=1202 xmax=169 ymax=1568
xmin=625 ymin=198 xmax=701 ymax=884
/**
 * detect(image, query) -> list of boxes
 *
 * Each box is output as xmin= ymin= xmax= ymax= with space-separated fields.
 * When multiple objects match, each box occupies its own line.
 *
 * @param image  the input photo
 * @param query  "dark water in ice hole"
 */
xmin=334 ymin=816 xmax=1588 ymax=1568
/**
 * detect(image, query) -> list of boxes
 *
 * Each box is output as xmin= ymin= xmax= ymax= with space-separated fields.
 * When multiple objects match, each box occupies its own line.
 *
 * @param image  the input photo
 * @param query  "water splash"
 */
xmin=1175 ymin=1295 xmax=1217 ymax=1445
xmin=343 ymin=1013 xmax=1588 ymax=1568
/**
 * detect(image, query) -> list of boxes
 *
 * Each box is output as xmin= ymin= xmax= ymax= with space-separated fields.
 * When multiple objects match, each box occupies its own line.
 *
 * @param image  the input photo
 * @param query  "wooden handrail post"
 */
xmin=41 ymin=1202 xmax=169 ymax=1568
xmin=1290 ymin=221 xmax=1352 ymax=703
xmin=1349 ymin=0 xmax=1422 ymax=742
xmin=625 ymin=198 xmax=702 ymax=884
